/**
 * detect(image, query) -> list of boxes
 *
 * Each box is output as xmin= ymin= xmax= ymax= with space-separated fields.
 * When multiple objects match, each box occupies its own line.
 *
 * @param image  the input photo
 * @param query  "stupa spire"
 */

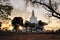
xmin=32 ymin=10 xmax=35 ymax=17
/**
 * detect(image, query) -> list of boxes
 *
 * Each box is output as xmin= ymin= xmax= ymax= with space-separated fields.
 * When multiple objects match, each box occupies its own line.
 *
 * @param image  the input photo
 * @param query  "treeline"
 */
xmin=0 ymin=17 xmax=60 ymax=33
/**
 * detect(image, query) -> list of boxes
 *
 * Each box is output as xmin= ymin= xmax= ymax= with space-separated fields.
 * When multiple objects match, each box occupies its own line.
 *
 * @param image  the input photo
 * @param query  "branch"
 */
xmin=52 ymin=13 xmax=60 ymax=19
xmin=43 ymin=6 xmax=52 ymax=12
xmin=31 ymin=0 xmax=60 ymax=18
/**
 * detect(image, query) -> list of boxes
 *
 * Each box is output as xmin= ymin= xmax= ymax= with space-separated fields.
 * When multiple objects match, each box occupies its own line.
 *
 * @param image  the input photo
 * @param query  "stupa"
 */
xmin=29 ymin=10 xmax=38 ymax=24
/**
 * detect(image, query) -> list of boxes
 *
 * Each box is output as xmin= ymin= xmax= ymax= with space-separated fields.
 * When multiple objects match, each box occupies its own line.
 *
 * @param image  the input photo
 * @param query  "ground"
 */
xmin=0 ymin=32 xmax=60 ymax=40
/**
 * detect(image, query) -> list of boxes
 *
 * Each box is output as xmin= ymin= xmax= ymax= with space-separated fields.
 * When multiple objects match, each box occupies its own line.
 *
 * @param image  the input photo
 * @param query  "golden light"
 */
xmin=44 ymin=17 xmax=60 ymax=31
xmin=18 ymin=26 xmax=24 ymax=30
xmin=44 ymin=21 xmax=60 ymax=31
xmin=1 ymin=23 xmax=13 ymax=31
xmin=1 ymin=20 xmax=13 ymax=31
xmin=44 ymin=26 xmax=58 ymax=32
xmin=8 ymin=25 xmax=13 ymax=31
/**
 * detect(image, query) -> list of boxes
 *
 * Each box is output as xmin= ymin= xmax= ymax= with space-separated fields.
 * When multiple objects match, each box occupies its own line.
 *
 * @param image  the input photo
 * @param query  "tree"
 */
xmin=24 ymin=20 xmax=29 ymax=32
xmin=0 ymin=22 xmax=2 ymax=30
xmin=0 ymin=0 xmax=13 ymax=20
xmin=29 ymin=23 xmax=36 ymax=32
xmin=24 ymin=0 xmax=60 ymax=19
xmin=38 ymin=20 xmax=47 ymax=30
xmin=56 ymin=29 xmax=60 ymax=33
xmin=38 ymin=20 xmax=44 ymax=26
xmin=12 ymin=17 xmax=23 ymax=32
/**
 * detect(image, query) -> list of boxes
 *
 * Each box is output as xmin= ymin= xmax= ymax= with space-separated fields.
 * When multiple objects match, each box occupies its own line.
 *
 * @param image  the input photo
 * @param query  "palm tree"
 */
xmin=12 ymin=17 xmax=23 ymax=32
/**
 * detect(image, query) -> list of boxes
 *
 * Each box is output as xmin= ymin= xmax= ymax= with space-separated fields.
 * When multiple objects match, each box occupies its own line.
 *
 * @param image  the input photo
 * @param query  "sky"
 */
xmin=8 ymin=0 xmax=60 ymax=31
xmin=10 ymin=0 xmax=51 ymax=22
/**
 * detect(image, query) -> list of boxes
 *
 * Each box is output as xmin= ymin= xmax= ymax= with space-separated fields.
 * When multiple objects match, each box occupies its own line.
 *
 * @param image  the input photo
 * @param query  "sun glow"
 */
xmin=44 ymin=21 xmax=60 ymax=31
xmin=1 ymin=20 xmax=13 ymax=31
xmin=44 ymin=17 xmax=60 ymax=31
xmin=18 ymin=26 xmax=24 ymax=30
xmin=0 ymin=20 xmax=24 ymax=31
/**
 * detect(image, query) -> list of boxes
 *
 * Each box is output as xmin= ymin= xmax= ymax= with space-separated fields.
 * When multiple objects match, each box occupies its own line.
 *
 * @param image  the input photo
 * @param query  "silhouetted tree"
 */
xmin=50 ymin=30 xmax=54 ymax=33
xmin=56 ymin=29 xmax=60 ymax=33
xmin=0 ymin=0 xmax=13 ymax=20
xmin=24 ymin=21 xmax=29 ymax=32
xmin=29 ymin=23 xmax=36 ymax=32
xmin=38 ymin=20 xmax=47 ymax=31
xmin=12 ymin=17 xmax=23 ymax=32
xmin=35 ymin=26 xmax=41 ymax=32
xmin=0 ymin=22 xmax=2 ymax=30
xmin=24 ymin=0 xmax=60 ymax=19
xmin=58 ymin=29 xmax=60 ymax=32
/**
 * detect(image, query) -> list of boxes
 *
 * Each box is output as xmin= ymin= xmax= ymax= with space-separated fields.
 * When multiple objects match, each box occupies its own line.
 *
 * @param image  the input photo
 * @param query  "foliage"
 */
xmin=12 ymin=17 xmax=23 ymax=32
xmin=24 ymin=20 xmax=29 ymax=28
xmin=24 ymin=20 xmax=30 ymax=32
xmin=0 ymin=22 xmax=2 ymax=27
xmin=0 ymin=0 xmax=13 ymax=20
xmin=56 ymin=29 xmax=60 ymax=32
xmin=24 ymin=20 xmax=47 ymax=32
xmin=0 ymin=22 xmax=2 ymax=30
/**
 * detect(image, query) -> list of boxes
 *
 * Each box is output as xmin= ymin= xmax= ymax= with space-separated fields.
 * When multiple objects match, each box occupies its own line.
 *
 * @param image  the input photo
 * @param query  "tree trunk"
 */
xmin=30 ymin=28 xmax=32 ymax=32
xmin=26 ymin=28 xmax=27 ymax=32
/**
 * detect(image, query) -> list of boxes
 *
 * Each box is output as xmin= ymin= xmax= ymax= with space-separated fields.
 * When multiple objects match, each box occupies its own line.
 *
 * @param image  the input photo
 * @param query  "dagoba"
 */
xmin=29 ymin=10 xmax=38 ymax=24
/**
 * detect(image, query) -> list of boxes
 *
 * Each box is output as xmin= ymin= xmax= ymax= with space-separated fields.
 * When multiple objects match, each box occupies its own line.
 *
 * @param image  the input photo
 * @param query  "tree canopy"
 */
xmin=0 ymin=0 xmax=13 ymax=20
xmin=12 ymin=17 xmax=23 ymax=32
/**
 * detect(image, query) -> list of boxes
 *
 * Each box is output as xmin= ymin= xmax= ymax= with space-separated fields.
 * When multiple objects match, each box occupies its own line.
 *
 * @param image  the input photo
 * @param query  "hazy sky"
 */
xmin=10 ymin=0 xmax=51 ymax=22
xmin=9 ymin=0 xmax=60 ymax=30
